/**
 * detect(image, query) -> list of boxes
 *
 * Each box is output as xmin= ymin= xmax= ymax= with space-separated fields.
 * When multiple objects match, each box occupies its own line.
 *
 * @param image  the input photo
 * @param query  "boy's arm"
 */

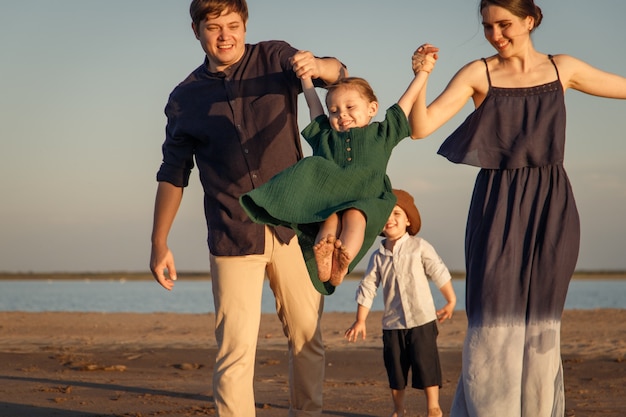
xmin=436 ymin=281 xmax=457 ymax=322
xmin=345 ymin=304 xmax=370 ymax=342
xmin=301 ymin=77 xmax=325 ymax=121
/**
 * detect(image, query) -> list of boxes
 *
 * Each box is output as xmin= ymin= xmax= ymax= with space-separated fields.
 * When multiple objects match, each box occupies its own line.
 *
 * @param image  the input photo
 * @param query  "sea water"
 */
xmin=0 ymin=278 xmax=624 ymax=314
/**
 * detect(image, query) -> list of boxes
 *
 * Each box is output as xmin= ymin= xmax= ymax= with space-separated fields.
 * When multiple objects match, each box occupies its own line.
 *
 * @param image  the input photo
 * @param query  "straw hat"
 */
xmin=392 ymin=189 xmax=421 ymax=235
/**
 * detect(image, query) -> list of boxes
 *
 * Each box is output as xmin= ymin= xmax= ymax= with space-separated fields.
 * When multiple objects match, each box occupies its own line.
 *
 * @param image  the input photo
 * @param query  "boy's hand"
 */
xmin=345 ymin=321 xmax=367 ymax=342
xmin=436 ymin=304 xmax=454 ymax=323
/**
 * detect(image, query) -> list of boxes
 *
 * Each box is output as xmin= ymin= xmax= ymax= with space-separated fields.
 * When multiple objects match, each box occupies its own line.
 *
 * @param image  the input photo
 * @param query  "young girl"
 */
xmin=240 ymin=50 xmax=437 ymax=294
xmin=410 ymin=1 xmax=626 ymax=415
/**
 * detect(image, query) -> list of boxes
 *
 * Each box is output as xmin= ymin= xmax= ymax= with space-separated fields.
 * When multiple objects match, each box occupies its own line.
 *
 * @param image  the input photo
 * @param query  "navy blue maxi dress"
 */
xmin=438 ymin=57 xmax=580 ymax=417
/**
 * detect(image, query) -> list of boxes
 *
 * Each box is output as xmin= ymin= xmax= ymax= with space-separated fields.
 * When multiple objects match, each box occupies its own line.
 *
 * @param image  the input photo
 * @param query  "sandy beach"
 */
xmin=1 ymin=309 xmax=625 ymax=417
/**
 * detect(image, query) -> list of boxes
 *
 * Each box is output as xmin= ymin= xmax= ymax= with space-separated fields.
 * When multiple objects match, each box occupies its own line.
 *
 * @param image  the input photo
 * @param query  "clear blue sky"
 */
xmin=1 ymin=1 xmax=625 ymax=273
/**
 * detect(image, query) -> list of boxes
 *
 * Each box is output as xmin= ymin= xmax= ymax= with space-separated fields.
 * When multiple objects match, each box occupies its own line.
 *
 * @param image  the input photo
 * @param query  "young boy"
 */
xmin=345 ymin=189 xmax=456 ymax=417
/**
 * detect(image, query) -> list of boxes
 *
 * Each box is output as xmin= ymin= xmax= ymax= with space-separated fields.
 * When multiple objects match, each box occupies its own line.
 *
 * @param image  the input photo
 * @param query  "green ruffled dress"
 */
xmin=240 ymin=104 xmax=409 ymax=294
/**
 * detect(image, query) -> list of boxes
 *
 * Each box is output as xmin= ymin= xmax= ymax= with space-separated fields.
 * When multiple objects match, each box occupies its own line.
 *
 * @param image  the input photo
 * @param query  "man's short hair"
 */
xmin=190 ymin=0 xmax=248 ymax=27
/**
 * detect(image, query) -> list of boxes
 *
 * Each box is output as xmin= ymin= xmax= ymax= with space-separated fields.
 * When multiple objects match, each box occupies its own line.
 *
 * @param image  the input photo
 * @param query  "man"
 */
xmin=149 ymin=0 xmax=346 ymax=416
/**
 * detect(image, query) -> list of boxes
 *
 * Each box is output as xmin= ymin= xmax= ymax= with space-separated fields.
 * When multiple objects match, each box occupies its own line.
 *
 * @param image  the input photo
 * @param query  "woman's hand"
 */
xmin=412 ymin=43 xmax=440 ymax=75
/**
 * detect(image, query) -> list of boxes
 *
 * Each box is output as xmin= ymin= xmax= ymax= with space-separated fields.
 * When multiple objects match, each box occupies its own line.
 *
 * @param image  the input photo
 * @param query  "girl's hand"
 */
xmin=412 ymin=44 xmax=440 ymax=75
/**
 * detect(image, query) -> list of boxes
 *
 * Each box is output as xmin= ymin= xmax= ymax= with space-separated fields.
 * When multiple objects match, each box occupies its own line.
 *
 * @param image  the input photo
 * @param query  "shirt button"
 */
xmin=252 ymin=174 xmax=257 ymax=179
xmin=347 ymin=157 xmax=352 ymax=162
xmin=346 ymin=147 xmax=352 ymax=152
xmin=244 ymin=148 xmax=249 ymax=154
xmin=346 ymin=138 xmax=351 ymax=143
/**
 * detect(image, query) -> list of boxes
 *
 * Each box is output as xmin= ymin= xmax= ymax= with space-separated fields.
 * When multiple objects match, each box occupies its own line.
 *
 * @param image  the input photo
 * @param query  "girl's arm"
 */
xmin=397 ymin=71 xmax=431 ymax=117
xmin=408 ymin=43 xmax=486 ymax=139
xmin=396 ymin=45 xmax=439 ymax=117
xmin=301 ymin=77 xmax=325 ymax=121
xmin=400 ymin=44 xmax=481 ymax=140
xmin=409 ymin=59 xmax=482 ymax=139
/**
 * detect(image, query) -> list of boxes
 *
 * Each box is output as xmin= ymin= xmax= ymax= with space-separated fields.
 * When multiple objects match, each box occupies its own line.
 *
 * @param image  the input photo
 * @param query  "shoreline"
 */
xmin=2 ymin=270 xmax=626 ymax=281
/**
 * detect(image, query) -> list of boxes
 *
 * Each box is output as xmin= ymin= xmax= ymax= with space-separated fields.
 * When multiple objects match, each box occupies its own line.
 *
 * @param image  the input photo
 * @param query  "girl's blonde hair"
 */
xmin=325 ymin=77 xmax=378 ymax=107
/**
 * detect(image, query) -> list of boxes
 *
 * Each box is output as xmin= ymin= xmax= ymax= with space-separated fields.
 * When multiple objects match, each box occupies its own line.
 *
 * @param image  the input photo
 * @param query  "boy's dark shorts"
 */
xmin=382 ymin=320 xmax=442 ymax=390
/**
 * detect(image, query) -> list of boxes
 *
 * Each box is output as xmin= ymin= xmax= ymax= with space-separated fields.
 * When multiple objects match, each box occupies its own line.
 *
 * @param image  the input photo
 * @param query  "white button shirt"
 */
xmin=355 ymin=233 xmax=452 ymax=330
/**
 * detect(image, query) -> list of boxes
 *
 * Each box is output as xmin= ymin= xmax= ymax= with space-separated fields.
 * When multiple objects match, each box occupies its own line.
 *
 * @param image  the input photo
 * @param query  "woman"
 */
xmin=411 ymin=1 xmax=626 ymax=416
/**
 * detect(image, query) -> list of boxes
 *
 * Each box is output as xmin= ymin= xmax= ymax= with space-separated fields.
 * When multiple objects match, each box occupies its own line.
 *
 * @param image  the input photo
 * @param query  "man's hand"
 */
xmin=150 ymin=244 xmax=177 ymax=291
xmin=291 ymin=50 xmax=320 ymax=80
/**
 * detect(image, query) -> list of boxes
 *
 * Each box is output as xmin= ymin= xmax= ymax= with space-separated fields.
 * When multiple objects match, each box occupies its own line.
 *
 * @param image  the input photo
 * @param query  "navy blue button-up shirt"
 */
xmin=157 ymin=40 xmax=327 ymax=256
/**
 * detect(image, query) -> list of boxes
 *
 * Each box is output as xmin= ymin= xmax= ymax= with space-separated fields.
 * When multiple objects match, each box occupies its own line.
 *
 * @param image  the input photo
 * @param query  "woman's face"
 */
xmin=481 ymin=5 xmax=533 ymax=57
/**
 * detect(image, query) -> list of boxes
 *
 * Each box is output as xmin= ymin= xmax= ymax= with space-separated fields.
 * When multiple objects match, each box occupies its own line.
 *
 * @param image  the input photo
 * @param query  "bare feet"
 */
xmin=313 ymin=234 xmax=336 ymax=282
xmin=389 ymin=410 xmax=405 ymax=417
xmin=329 ymin=241 xmax=351 ymax=287
xmin=428 ymin=407 xmax=443 ymax=417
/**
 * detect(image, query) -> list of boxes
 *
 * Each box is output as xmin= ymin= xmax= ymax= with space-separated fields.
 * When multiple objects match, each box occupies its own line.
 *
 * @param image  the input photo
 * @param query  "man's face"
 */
xmin=192 ymin=10 xmax=246 ymax=72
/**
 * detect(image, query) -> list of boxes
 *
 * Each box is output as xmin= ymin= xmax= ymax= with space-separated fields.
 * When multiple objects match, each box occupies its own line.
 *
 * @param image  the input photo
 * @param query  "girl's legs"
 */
xmin=390 ymin=388 xmax=405 ymax=417
xmin=313 ymin=213 xmax=340 ymax=282
xmin=330 ymin=208 xmax=366 ymax=286
xmin=424 ymin=385 xmax=443 ymax=417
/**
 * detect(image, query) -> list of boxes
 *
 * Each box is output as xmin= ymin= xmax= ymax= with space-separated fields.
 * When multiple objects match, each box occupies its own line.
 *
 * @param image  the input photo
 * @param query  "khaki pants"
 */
xmin=210 ymin=226 xmax=325 ymax=417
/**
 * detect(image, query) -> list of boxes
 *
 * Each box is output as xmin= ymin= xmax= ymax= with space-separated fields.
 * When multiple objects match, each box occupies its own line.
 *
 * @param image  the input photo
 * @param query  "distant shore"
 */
xmin=1 ymin=270 xmax=625 ymax=280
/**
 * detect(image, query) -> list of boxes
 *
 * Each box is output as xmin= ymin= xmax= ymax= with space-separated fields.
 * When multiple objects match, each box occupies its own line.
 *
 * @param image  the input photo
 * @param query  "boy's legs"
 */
xmin=424 ymin=386 xmax=443 ymax=417
xmin=409 ymin=322 xmax=443 ymax=416
xmin=265 ymin=226 xmax=325 ymax=417
xmin=390 ymin=388 xmax=406 ymax=417
xmin=383 ymin=330 xmax=410 ymax=417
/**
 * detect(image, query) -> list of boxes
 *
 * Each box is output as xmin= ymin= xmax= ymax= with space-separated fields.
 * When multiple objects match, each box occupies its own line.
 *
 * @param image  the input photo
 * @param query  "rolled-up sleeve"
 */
xmin=156 ymin=96 xmax=195 ymax=187
xmin=421 ymin=239 xmax=452 ymax=289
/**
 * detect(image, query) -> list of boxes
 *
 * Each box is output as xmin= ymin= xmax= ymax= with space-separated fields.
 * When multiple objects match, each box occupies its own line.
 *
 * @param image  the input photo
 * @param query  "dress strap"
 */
xmin=481 ymin=58 xmax=492 ymax=87
xmin=548 ymin=54 xmax=561 ymax=81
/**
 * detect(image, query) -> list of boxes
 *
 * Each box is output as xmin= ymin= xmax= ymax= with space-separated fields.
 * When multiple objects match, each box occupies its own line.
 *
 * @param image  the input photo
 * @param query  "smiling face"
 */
xmin=382 ymin=205 xmax=410 ymax=241
xmin=192 ymin=9 xmax=246 ymax=72
xmin=325 ymin=86 xmax=379 ymax=132
xmin=481 ymin=5 xmax=533 ymax=57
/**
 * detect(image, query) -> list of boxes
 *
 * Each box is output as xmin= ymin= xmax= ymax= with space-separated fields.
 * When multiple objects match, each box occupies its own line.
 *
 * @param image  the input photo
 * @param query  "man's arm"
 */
xmin=150 ymin=181 xmax=184 ymax=290
xmin=291 ymin=51 xmax=348 ymax=84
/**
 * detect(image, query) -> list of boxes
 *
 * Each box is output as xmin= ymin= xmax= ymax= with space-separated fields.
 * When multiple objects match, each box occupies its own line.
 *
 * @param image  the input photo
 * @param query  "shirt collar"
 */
xmin=379 ymin=232 xmax=410 ymax=255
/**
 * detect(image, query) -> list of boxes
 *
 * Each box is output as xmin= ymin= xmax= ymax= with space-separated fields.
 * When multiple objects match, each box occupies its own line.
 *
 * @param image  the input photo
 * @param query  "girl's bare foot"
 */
xmin=329 ymin=242 xmax=351 ymax=287
xmin=313 ymin=234 xmax=336 ymax=282
xmin=428 ymin=407 xmax=443 ymax=417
